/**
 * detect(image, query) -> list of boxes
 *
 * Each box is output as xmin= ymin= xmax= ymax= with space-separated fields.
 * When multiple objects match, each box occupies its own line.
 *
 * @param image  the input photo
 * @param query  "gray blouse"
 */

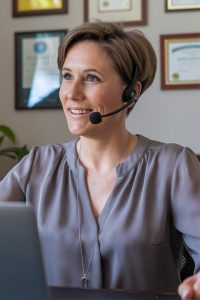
xmin=0 ymin=135 xmax=200 ymax=292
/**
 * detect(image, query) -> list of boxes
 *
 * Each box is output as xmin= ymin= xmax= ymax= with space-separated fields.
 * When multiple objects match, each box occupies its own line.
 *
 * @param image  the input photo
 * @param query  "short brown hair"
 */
xmin=57 ymin=20 xmax=157 ymax=95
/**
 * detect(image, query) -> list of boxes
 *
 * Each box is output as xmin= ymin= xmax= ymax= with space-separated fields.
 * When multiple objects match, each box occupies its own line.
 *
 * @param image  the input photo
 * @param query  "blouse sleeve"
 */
xmin=171 ymin=147 xmax=200 ymax=273
xmin=0 ymin=147 xmax=38 ymax=203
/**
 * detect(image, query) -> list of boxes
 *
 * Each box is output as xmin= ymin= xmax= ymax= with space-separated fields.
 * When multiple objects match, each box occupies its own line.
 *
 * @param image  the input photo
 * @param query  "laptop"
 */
xmin=50 ymin=287 xmax=180 ymax=300
xmin=0 ymin=202 xmax=180 ymax=300
xmin=0 ymin=202 xmax=49 ymax=300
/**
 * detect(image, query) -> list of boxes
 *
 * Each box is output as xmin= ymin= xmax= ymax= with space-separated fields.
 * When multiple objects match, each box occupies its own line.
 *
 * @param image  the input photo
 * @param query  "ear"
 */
xmin=134 ymin=81 xmax=142 ymax=99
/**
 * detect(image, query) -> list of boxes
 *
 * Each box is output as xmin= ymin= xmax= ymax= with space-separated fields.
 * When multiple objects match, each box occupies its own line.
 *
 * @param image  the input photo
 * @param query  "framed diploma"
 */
xmin=166 ymin=0 xmax=200 ymax=11
xmin=160 ymin=33 xmax=200 ymax=89
xmin=84 ymin=0 xmax=147 ymax=26
xmin=15 ymin=30 xmax=67 ymax=109
xmin=13 ymin=0 xmax=68 ymax=17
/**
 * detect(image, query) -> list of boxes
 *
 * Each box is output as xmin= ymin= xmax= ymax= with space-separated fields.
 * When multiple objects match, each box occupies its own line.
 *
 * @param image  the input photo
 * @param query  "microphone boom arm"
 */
xmin=102 ymin=98 xmax=136 ymax=118
xmin=89 ymin=97 xmax=138 ymax=124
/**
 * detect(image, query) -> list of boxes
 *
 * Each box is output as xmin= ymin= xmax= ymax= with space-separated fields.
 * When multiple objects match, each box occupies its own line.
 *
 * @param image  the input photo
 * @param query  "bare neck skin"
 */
xmin=77 ymin=129 xmax=137 ymax=171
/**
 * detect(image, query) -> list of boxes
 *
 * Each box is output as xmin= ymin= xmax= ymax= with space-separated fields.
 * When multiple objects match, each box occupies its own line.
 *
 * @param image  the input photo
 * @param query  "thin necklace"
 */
xmin=76 ymin=133 xmax=131 ymax=288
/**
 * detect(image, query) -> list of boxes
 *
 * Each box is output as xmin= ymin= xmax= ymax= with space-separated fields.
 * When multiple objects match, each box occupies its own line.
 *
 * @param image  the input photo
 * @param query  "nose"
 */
xmin=59 ymin=79 xmax=84 ymax=103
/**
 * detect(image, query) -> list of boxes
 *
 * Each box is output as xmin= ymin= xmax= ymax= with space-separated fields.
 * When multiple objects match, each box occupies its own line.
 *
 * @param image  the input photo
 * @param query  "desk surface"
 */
xmin=49 ymin=287 xmax=180 ymax=300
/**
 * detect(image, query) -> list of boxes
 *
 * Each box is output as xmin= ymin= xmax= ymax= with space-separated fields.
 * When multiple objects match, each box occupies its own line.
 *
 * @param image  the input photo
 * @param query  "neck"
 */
xmin=77 ymin=131 xmax=137 ymax=173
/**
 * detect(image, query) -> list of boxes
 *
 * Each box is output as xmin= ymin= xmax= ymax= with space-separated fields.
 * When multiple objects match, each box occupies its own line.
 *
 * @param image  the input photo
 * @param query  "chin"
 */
xmin=66 ymin=117 xmax=94 ymax=136
xmin=67 ymin=125 xmax=86 ymax=136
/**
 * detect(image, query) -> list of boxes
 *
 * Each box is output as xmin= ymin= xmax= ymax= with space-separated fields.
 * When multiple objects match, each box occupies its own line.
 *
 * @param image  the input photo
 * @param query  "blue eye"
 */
xmin=85 ymin=74 xmax=99 ymax=82
xmin=62 ymin=73 xmax=73 ymax=80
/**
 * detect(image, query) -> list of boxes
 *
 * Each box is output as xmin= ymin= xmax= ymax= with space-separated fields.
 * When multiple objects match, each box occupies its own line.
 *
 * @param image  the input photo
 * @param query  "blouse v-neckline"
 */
xmin=78 ymin=160 xmax=122 ymax=229
xmin=65 ymin=135 xmax=150 ymax=230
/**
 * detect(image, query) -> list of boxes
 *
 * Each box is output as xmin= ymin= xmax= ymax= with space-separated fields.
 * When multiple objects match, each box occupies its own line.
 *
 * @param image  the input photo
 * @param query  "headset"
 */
xmin=122 ymin=67 xmax=138 ymax=102
xmin=89 ymin=67 xmax=139 ymax=124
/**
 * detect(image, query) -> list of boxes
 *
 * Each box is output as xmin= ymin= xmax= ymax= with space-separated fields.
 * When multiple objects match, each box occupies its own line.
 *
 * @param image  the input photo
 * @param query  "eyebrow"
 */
xmin=61 ymin=67 xmax=102 ymax=74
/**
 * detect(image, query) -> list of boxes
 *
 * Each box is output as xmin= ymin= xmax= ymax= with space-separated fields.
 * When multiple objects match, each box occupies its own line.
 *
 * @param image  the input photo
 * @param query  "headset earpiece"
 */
xmin=122 ymin=88 xmax=137 ymax=102
xmin=122 ymin=67 xmax=138 ymax=103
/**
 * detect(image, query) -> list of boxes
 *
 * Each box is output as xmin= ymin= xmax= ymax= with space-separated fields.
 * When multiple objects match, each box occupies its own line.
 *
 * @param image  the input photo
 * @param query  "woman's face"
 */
xmin=59 ymin=40 xmax=127 ymax=136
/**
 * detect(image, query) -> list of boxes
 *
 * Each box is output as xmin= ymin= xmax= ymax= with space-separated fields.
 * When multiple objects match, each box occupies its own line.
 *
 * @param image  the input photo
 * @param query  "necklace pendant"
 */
xmin=82 ymin=274 xmax=88 ymax=288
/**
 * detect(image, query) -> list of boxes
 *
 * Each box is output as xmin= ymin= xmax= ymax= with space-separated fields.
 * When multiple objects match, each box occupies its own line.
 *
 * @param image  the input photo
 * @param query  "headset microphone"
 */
xmin=89 ymin=68 xmax=139 ymax=125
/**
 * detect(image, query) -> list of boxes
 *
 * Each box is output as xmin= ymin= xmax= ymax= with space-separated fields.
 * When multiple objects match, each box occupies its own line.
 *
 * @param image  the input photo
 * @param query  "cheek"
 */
xmin=104 ymin=89 xmax=123 ymax=106
xmin=95 ymin=88 xmax=123 ymax=111
xmin=59 ymin=84 xmax=65 ymax=104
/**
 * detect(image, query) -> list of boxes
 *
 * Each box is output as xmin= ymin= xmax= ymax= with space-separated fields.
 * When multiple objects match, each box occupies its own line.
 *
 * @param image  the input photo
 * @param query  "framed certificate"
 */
xmin=160 ymin=33 xmax=200 ymax=89
xmin=166 ymin=0 xmax=200 ymax=11
xmin=84 ymin=0 xmax=147 ymax=26
xmin=13 ymin=0 xmax=68 ymax=17
xmin=15 ymin=30 xmax=67 ymax=109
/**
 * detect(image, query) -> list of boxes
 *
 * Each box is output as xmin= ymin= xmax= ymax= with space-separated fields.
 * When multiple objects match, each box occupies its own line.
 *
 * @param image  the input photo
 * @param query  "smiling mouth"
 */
xmin=70 ymin=109 xmax=93 ymax=115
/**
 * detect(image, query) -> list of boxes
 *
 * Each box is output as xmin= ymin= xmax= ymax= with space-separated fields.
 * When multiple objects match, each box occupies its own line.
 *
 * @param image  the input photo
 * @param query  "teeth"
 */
xmin=70 ymin=109 xmax=91 ymax=115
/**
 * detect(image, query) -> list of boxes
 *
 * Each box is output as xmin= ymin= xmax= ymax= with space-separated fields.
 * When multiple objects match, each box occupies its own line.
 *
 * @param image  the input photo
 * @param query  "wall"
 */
xmin=0 ymin=0 xmax=199 ymax=177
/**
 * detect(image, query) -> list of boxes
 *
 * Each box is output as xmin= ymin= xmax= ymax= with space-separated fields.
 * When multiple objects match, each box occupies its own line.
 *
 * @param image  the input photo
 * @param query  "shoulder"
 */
xmin=146 ymin=136 xmax=195 ymax=158
xmin=28 ymin=143 xmax=65 ymax=163
xmin=147 ymin=137 xmax=183 ymax=154
xmin=15 ymin=139 xmax=76 ymax=171
xmin=2 ymin=139 xmax=78 ymax=191
xmin=27 ymin=139 xmax=77 ymax=163
xmin=140 ymin=135 xmax=199 ymax=168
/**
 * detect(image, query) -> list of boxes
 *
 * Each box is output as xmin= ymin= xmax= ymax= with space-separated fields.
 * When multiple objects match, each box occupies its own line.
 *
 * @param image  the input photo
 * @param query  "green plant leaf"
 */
xmin=0 ymin=152 xmax=17 ymax=160
xmin=0 ymin=145 xmax=29 ymax=161
xmin=0 ymin=125 xmax=16 ymax=143
xmin=15 ymin=146 xmax=29 ymax=161
xmin=0 ymin=124 xmax=29 ymax=162
xmin=0 ymin=136 xmax=4 ymax=146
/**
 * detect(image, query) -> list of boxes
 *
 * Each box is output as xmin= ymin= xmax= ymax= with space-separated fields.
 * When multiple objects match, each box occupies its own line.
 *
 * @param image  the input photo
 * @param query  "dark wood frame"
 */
xmin=12 ymin=0 xmax=68 ymax=17
xmin=15 ymin=30 xmax=67 ymax=110
xmin=165 ymin=0 xmax=200 ymax=11
xmin=84 ymin=0 xmax=147 ymax=27
xmin=160 ymin=33 xmax=200 ymax=90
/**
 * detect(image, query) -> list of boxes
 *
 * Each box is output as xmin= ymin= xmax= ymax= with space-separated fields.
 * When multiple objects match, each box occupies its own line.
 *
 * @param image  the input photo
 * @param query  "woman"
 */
xmin=0 ymin=21 xmax=200 ymax=297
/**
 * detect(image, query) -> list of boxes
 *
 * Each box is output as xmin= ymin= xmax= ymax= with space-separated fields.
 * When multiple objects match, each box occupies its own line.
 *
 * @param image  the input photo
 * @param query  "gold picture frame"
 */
xmin=84 ymin=0 xmax=147 ymax=27
xmin=166 ymin=0 xmax=200 ymax=11
xmin=160 ymin=33 xmax=200 ymax=89
xmin=13 ymin=0 xmax=68 ymax=17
